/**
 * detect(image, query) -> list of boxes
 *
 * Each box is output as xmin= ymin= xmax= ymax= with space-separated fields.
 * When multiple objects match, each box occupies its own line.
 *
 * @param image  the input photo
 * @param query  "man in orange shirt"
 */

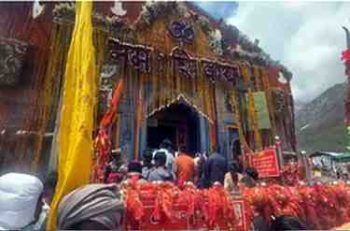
xmin=175 ymin=147 xmax=195 ymax=185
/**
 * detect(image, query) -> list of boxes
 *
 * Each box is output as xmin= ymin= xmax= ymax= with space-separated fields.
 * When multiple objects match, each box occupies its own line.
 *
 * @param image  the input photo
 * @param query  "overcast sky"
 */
xmin=197 ymin=2 xmax=350 ymax=103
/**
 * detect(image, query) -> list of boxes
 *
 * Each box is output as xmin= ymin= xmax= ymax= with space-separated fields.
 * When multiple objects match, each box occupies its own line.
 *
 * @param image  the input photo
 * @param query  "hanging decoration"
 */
xmin=93 ymin=129 xmax=110 ymax=182
xmin=248 ymin=90 xmax=263 ymax=150
xmin=230 ymin=86 xmax=254 ymax=159
xmin=123 ymin=182 xmax=242 ymax=230
xmin=31 ymin=20 xmax=76 ymax=171
xmin=242 ymin=182 xmax=350 ymax=230
xmin=280 ymin=162 xmax=305 ymax=186
xmin=252 ymin=91 xmax=272 ymax=130
xmin=123 ymin=181 xmax=350 ymax=230
xmin=240 ymin=63 xmax=263 ymax=151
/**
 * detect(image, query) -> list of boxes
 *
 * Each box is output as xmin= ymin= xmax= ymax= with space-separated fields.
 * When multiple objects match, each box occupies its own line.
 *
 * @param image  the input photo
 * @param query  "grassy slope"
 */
xmin=295 ymin=83 xmax=347 ymax=153
xmin=297 ymin=122 xmax=347 ymax=153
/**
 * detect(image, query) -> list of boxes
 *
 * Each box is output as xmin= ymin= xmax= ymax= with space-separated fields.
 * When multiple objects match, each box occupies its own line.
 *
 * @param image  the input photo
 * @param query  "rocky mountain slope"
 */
xmin=295 ymin=83 xmax=347 ymax=153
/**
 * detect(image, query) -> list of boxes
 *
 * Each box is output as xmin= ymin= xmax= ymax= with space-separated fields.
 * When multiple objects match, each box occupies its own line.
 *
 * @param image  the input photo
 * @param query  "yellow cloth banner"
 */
xmin=47 ymin=2 xmax=96 ymax=229
xmin=252 ymin=91 xmax=271 ymax=130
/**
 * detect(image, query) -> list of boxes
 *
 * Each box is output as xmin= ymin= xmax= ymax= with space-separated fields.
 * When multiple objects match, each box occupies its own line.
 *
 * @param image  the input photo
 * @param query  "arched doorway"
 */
xmin=146 ymin=101 xmax=199 ymax=154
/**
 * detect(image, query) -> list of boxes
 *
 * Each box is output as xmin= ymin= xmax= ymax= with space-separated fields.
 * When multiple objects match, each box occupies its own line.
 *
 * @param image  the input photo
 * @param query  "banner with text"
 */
xmin=249 ymin=147 xmax=280 ymax=178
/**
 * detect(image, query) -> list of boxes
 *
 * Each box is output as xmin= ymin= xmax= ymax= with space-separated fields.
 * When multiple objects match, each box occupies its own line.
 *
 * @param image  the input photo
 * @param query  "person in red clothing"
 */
xmin=175 ymin=147 xmax=195 ymax=185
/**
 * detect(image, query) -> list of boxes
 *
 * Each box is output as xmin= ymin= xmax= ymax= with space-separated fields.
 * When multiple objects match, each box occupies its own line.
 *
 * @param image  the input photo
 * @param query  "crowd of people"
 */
xmin=0 ymin=138 xmax=309 ymax=230
xmin=103 ymin=139 xmax=260 ymax=191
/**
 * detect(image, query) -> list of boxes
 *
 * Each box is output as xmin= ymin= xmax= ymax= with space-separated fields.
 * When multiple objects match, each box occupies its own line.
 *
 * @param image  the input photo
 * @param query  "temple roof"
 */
xmin=53 ymin=1 xmax=292 ymax=80
xmin=185 ymin=2 xmax=292 ymax=80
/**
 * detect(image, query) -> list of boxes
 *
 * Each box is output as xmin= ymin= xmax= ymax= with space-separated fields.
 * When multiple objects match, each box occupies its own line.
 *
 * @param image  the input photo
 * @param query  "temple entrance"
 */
xmin=147 ymin=102 xmax=199 ymax=154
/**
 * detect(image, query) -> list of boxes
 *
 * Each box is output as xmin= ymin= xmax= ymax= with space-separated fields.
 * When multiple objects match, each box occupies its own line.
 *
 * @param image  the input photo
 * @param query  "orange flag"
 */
xmin=100 ymin=79 xmax=124 ymax=127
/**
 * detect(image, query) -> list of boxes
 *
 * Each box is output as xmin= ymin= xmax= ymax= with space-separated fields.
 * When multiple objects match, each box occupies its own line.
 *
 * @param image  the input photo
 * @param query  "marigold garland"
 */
xmin=123 ymin=182 xmax=240 ymax=230
xmin=242 ymin=182 xmax=350 ymax=230
xmin=123 ymin=181 xmax=350 ymax=230
xmin=280 ymin=162 xmax=304 ymax=186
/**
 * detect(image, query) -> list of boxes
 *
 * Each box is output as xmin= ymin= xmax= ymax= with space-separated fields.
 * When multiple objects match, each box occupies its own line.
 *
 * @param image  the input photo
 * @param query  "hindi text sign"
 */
xmin=250 ymin=148 xmax=280 ymax=177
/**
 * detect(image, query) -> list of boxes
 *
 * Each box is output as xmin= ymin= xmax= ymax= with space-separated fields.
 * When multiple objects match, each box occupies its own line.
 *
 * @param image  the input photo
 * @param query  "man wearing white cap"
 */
xmin=0 ymin=173 xmax=44 ymax=230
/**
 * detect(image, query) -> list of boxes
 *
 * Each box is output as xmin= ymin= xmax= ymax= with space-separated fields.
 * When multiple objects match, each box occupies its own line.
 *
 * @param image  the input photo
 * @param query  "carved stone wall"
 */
xmin=0 ymin=2 xmax=56 ymax=175
xmin=0 ymin=38 xmax=28 ymax=86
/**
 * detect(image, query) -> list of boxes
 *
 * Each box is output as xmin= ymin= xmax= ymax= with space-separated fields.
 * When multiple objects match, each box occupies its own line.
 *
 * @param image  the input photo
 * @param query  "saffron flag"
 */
xmin=47 ymin=2 xmax=97 ymax=229
xmin=100 ymin=79 xmax=124 ymax=127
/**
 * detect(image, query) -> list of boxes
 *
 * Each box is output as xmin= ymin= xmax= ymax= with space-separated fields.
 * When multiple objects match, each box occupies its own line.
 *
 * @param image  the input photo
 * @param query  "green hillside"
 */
xmin=295 ymin=83 xmax=347 ymax=153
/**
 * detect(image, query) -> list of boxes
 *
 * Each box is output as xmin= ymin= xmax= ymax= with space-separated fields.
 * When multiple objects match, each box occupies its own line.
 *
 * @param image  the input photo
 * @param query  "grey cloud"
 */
xmin=228 ymin=2 xmax=350 ymax=102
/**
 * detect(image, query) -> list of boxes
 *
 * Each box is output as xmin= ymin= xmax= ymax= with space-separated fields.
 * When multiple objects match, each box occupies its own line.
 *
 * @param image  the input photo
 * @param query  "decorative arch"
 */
xmin=147 ymin=93 xmax=213 ymax=124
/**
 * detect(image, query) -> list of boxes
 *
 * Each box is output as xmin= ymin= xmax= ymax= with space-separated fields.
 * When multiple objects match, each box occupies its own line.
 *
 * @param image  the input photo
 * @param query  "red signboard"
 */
xmin=232 ymin=199 xmax=248 ymax=231
xmin=249 ymin=148 xmax=280 ymax=178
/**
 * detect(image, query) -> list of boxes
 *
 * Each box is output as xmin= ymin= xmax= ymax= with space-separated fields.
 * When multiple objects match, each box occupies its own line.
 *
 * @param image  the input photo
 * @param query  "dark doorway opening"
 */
xmin=147 ymin=102 xmax=199 ymax=154
xmin=227 ymin=126 xmax=241 ymax=160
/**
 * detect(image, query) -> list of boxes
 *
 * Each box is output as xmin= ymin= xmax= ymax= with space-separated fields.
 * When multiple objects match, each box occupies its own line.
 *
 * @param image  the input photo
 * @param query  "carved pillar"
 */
xmin=199 ymin=115 xmax=208 ymax=153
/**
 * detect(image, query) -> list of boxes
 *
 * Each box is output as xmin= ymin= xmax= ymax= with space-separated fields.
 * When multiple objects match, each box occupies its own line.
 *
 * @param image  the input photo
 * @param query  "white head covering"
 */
xmin=0 ymin=173 xmax=43 ymax=230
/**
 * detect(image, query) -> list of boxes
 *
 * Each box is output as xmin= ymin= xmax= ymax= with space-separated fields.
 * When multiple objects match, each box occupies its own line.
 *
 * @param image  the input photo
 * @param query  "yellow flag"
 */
xmin=47 ymin=2 xmax=96 ymax=229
